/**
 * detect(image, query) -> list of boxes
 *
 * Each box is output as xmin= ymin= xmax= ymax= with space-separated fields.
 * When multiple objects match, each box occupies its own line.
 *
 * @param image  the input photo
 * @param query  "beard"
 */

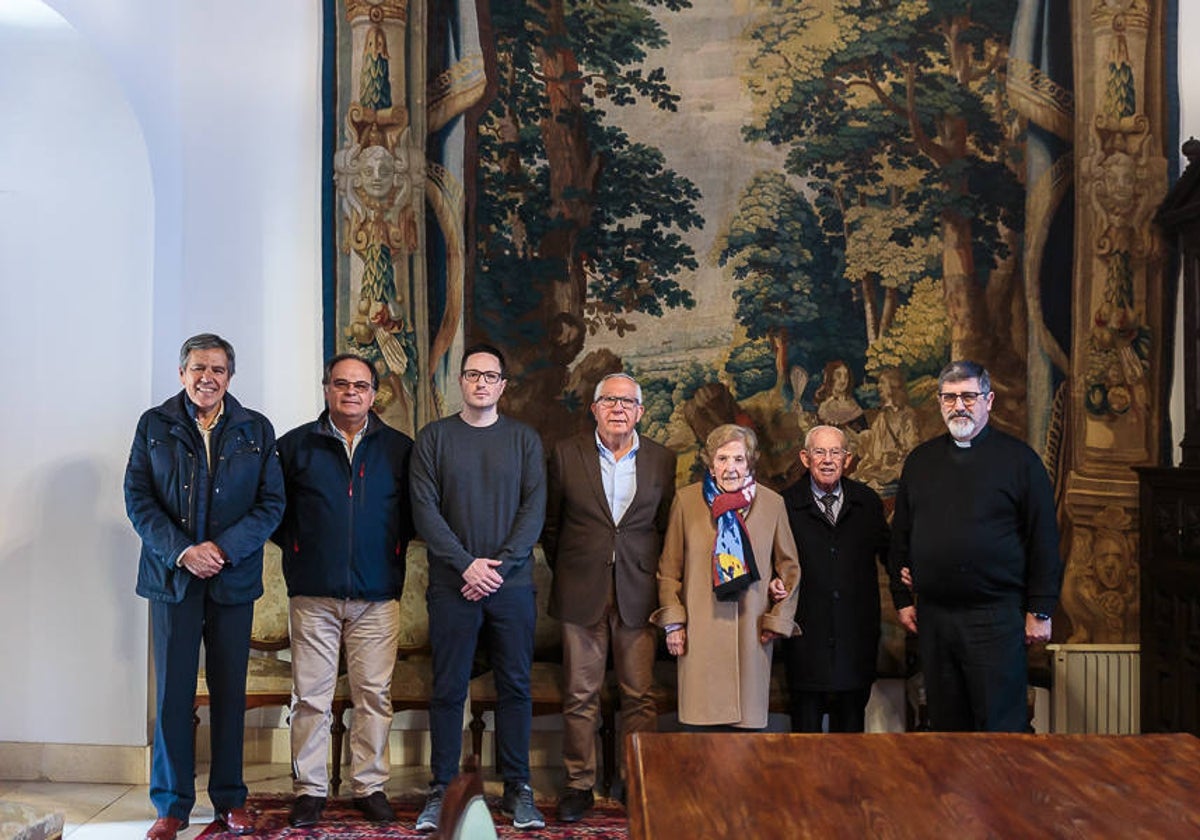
xmin=945 ymin=413 xmax=977 ymax=440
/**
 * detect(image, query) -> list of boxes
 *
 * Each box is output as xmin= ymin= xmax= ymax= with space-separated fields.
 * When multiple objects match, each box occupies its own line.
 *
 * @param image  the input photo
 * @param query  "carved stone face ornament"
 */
xmin=1095 ymin=151 xmax=1138 ymax=225
xmin=357 ymin=144 xmax=412 ymax=207
xmin=1093 ymin=535 xmax=1126 ymax=589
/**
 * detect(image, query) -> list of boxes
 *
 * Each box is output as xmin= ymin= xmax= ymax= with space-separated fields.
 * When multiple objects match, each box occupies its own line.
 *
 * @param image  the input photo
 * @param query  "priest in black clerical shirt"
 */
xmin=888 ymin=360 xmax=1063 ymax=732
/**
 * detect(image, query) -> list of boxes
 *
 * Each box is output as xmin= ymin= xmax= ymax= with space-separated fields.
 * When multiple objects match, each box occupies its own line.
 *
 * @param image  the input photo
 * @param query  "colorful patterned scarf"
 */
xmin=705 ymin=471 xmax=760 ymax=601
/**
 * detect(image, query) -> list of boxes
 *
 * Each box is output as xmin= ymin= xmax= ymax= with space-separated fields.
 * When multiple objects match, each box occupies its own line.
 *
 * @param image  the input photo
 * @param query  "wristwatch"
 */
xmin=1032 ymin=612 xmax=1051 ymax=621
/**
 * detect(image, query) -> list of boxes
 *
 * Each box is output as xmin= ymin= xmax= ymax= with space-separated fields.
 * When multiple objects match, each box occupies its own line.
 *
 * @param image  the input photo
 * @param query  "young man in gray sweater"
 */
xmin=410 ymin=343 xmax=546 ymax=832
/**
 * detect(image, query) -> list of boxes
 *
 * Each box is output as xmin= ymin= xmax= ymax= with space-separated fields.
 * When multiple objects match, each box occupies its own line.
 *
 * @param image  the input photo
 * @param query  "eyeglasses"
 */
xmin=330 ymin=379 xmax=374 ymax=393
xmin=808 ymin=448 xmax=846 ymax=459
xmin=938 ymin=391 xmax=986 ymax=408
xmin=462 ymin=369 xmax=504 ymax=384
xmin=595 ymin=395 xmax=640 ymax=410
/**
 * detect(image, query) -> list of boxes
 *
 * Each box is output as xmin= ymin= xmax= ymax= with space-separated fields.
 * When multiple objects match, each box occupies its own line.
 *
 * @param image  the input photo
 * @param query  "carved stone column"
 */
xmin=1061 ymin=0 xmax=1169 ymax=643
xmin=332 ymin=0 xmax=429 ymax=437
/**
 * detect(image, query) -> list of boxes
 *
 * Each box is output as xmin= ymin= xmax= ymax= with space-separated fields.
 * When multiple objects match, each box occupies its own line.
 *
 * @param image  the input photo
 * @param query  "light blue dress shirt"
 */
xmin=596 ymin=429 xmax=640 ymax=524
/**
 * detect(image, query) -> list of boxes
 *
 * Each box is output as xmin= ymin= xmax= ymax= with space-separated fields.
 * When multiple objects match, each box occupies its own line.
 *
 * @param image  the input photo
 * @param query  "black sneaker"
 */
xmin=288 ymin=794 xmax=325 ymax=827
xmin=352 ymin=790 xmax=395 ymax=823
xmin=415 ymin=785 xmax=444 ymax=832
xmin=502 ymin=782 xmax=546 ymax=830
xmin=557 ymin=787 xmax=594 ymax=823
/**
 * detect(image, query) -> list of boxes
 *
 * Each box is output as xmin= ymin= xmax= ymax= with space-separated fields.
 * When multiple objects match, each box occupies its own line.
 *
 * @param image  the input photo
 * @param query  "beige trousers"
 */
xmin=561 ymin=604 xmax=657 ymax=791
xmin=289 ymin=596 xmax=399 ymax=797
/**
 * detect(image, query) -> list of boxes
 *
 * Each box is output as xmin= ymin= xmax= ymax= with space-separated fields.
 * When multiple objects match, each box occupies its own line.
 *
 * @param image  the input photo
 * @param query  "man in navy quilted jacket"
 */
xmin=125 ymin=333 xmax=285 ymax=840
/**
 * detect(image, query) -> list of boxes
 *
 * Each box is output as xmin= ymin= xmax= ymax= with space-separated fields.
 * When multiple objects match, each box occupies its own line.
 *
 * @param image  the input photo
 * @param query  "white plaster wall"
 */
xmin=43 ymin=0 xmax=324 ymax=428
xmin=0 ymin=0 xmax=323 ymax=747
xmin=0 ymin=0 xmax=153 ymax=746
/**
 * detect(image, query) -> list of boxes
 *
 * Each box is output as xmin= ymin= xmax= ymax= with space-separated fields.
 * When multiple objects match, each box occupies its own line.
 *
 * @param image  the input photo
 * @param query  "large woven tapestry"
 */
xmin=323 ymin=0 xmax=1178 ymax=649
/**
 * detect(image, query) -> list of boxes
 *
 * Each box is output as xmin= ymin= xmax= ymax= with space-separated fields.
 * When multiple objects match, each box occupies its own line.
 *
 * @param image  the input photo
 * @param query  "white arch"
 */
xmin=0 ymin=0 xmax=153 ymax=746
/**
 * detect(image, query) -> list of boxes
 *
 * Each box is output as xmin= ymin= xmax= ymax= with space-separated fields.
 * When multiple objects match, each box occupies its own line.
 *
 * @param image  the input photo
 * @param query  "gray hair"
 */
xmin=803 ymin=424 xmax=848 ymax=451
xmin=701 ymin=424 xmax=759 ymax=471
xmin=592 ymin=372 xmax=643 ymax=403
xmin=179 ymin=333 xmax=235 ymax=375
xmin=938 ymin=360 xmax=990 ymax=395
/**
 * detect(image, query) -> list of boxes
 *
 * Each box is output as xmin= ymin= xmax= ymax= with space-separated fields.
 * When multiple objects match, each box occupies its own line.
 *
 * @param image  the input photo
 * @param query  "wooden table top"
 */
xmin=624 ymin=731 xmax=1200 ymax=839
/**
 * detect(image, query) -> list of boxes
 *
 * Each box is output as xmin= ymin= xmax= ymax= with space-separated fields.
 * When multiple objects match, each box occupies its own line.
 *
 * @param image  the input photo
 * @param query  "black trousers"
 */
xmin=789 ymin=687 xmax=872 ymax=733
xmin=917 ymin=600 xmax=1028 ymax=732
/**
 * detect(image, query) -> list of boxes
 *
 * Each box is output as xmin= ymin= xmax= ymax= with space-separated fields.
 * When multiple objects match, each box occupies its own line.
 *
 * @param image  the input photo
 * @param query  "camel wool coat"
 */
xmin=651 ymin=482 xmax=801 ymax=728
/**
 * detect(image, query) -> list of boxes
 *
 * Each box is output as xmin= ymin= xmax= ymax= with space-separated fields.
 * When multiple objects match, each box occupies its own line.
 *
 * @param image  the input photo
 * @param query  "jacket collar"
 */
xmin=159 ymin=390 xmax=252 ymax=429
xmin=313 ymin=408 xmax=381 ymax=440
xmin=807 ymin=476 xmax=843 ymax=502
xmin=788 ymin=471 xmax=857 ymax=515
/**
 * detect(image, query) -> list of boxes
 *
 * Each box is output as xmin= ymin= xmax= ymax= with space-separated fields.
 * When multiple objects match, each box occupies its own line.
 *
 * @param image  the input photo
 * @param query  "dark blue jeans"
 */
xmin=149 ymin=579 xmax=253 ymax=819
xmin=427 ymin=583 xmax=536 ymax=786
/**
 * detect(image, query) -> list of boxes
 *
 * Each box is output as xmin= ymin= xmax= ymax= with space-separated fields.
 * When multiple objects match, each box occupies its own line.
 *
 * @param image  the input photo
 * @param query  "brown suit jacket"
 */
xmin=544 ymin=431 xmax=677 ymax=628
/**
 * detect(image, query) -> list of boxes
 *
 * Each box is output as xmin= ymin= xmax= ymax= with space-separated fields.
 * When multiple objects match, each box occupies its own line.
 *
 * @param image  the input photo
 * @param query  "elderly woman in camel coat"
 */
xmin=652 ymin=424 xmax=802 ymax=729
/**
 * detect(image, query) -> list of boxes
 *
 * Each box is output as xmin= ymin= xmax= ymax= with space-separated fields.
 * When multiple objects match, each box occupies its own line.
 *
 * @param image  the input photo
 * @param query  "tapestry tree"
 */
xmin=474 ymin=0 xmax=703 ymax=425
xmin=743 ymin=0 xmax=1025 ymax=380
xmin=719 ymin=171 xmax=863 ymax=397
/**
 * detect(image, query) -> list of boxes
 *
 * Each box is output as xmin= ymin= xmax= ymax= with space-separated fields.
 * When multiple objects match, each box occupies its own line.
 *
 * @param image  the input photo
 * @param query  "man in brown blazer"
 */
xmin=544 ymin=373 xmax=677 ymax=822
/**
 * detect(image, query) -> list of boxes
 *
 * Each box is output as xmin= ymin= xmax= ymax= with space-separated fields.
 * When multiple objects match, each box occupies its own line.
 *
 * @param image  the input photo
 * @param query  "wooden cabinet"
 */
xmin=1137 ymin=467 xmax=1200 ymax=734
xmin=1141 ymin=139 xmax=1200 ymax=734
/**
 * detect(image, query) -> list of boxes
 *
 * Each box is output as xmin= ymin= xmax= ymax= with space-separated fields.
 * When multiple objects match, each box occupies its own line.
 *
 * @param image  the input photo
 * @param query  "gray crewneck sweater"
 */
xmin=410 ymin=413 xmax=546 ymax=590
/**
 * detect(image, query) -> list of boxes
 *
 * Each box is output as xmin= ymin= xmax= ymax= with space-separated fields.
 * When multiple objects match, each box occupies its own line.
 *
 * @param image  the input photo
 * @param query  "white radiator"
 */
xmin=1048 ymin=644 xmax=1140 ymax=734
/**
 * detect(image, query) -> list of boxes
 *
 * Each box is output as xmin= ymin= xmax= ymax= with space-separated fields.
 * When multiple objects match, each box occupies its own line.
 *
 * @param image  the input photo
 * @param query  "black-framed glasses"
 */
xmin=938 ymin=391 xmax=986 ymax=408
xmin=595 ymin=395 xmax=640 ymax=410
xmin=330 ymin=379 xmax=374 ymax=393
xmin=808 ymin=447 xmax=846 ymax=459
xmin=462 ymin=369 xmax=504 ymax=384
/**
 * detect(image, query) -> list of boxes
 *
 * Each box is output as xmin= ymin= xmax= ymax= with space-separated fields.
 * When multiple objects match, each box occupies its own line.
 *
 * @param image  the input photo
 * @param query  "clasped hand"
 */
xmin=180 ymin=541 xmax=225 ymax=578
xmin=461 ymin=557 xmax=503 ymax=601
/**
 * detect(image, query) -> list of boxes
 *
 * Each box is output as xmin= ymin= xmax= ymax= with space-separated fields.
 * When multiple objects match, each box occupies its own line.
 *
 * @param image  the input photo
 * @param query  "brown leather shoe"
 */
xmin=145 ymin=816 xmax=187 ymax=840
xmin=216 ymin=806 xmax=256 ymax=835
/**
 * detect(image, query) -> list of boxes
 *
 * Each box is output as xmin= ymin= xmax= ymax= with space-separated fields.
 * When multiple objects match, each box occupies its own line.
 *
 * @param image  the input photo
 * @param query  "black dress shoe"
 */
xmin=352 ymin=790 xmax=396 ymax=822
xmin=557 ymin=787 xmax=594 ymax=823
xmin=288 ymin=795 xmax=326 ymax=827
xmin=216 ymin=807 xmax=255 ymax=835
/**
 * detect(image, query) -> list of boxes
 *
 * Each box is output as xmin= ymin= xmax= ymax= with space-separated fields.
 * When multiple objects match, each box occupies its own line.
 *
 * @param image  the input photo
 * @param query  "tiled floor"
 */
xmin=0 ymin=764 xmax=564 ymax=839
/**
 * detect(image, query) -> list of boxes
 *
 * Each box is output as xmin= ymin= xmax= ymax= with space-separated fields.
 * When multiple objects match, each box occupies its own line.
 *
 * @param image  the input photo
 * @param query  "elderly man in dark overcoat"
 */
xmin=781 ymin=424 xmax=890 ymax=732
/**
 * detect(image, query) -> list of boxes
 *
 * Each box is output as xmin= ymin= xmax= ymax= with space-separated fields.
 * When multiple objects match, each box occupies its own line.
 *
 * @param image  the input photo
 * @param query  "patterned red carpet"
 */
xmin=195 ymin=793 xmax=629 ymax=839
